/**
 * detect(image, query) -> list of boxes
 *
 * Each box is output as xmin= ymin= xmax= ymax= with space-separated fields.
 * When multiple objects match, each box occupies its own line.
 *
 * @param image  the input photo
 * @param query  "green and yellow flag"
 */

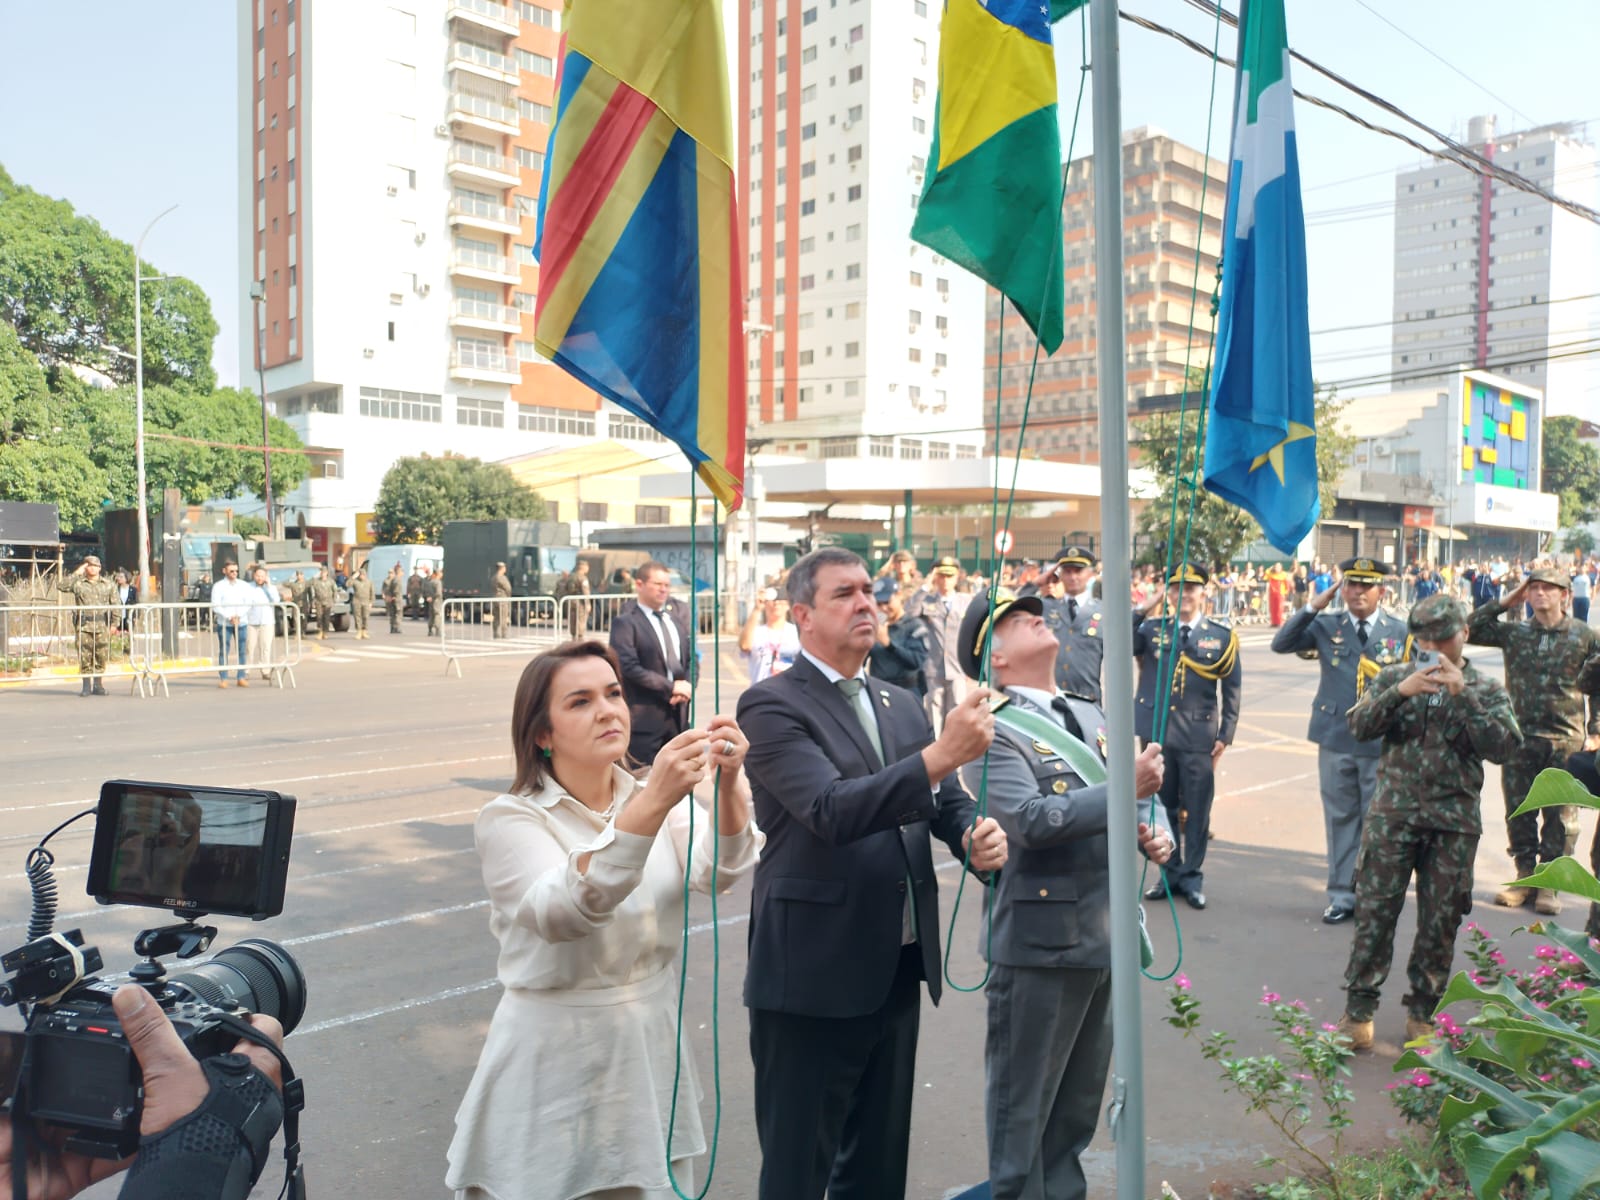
xmin=912 ymin=0 xmax=1078 ymax=353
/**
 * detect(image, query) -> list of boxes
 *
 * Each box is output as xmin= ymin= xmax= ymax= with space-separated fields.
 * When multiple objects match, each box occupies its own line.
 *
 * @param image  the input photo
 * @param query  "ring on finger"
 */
xmin=721 ymin=739 xmax=735 ymax=757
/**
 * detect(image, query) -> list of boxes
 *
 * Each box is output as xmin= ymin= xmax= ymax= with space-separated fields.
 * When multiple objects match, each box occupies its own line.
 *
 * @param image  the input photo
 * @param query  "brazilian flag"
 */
xmin=911 ymin=0 xmax=1083 ymax=354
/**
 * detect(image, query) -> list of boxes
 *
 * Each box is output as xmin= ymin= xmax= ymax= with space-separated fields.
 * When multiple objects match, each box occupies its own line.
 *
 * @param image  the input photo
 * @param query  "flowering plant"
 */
xmin=1388 ymin=769 xmax=1600 ymax=1200
xmin=1166 ymin=975 xmax=1356 ymax=1200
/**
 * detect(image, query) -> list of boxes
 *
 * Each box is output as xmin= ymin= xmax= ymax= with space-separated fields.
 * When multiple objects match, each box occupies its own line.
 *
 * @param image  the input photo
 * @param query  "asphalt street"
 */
xmin=2 ymin=616 xmax=1589 ymax=1200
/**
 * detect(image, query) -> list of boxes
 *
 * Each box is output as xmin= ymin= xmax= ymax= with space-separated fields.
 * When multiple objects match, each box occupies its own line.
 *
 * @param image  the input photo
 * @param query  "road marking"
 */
xmin=1224 ymin=770 xmax=1317 ymax=797
xmin=259 ymin=756 xmax=506 ymax=787
xmin=283 ymin=900 xmax=488 ymax=945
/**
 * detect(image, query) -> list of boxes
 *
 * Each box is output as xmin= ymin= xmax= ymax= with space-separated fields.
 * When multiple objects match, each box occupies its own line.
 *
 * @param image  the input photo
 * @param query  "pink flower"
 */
xmin=1536 ymin=964 xmax=1558 ymax=977
xmin=1321 ymin=1022 xmax=1340 ymax=1033
xmin=1572 ymin=1057 xmax=1594 ymax=1070
xmin=1384 ymin=1081 xmax=1401 ymax=1091
xmin=1561 ymin=950 xmax=1582 ymax=966
xmin=1540 ymin=1073 xmax=1554 ymax=1082
xmin=1261 ymin=990 xmax=1281 ymax=1005
xmin=1463 ymin=922 xmax=1479 ymax=932
xmin=1489 ymin=950 xmax=1508 ymax=965
xmin=1535 ymin=945 xmax=1559 ymax=960
xmin=1289 ymin=998 xmax=1308 ymax=1010
xmin=1175 ymin=973 xmax=1191 ymax=991
xmin=1470 ymin=972 xmax=1487 ymax=985
xmin=1410 ymin=1073 xmax=1434 ymax=1088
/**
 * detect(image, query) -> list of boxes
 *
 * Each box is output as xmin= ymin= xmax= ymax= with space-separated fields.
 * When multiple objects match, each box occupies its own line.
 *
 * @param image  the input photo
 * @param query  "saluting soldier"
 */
xmin=1467 ymin=565 xmax=1600 ymax=915
xmin=58 ymin=554 xmax=118 ymax=696
xmin=310 ymin=566 xmax=337 ymax=640
xmin=425 ymin=570 xmax=444 ymax=636
xmin=350 ymin=567 xmax=375 ymax=640
xmin=382 ymin=564 xmax=404 ymax=634
xmin=1024 ymin=545 xmax=1106 ymax=705
xmin=1270 ymin=556 xmax=1412 ymax=924
xmin=1132 ymin=564 xmax=1242 ymax=910
xmin=491 ymin=561 xmax=513 ymax=639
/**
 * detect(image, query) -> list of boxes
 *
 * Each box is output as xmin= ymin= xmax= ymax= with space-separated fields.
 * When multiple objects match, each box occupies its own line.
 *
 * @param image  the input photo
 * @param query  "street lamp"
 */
xmin=742 ymin=320 xmax=773 ymax=609
xmin=134 ymin=204 xmax=179 ymax=602
xmin=248 ymin=280 xmax=275 ymax=537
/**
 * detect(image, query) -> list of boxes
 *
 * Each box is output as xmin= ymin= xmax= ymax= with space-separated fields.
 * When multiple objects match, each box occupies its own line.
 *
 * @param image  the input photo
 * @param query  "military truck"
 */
xmin=104 ymin=509 xmax=243 ymax=602
xmin=441 ymin=519 xmax=576 ymax=604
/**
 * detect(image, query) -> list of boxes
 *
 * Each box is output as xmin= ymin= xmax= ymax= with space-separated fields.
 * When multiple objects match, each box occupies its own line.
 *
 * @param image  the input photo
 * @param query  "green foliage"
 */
xmin=373 ymin=455 xmax=546 ymax=544
xmin=0 ymin=439 xmax=105 ymax=531
xmin=1542 ymin=417 xmax=1600 ymax=531
xmin=1564 ymin=529 xmax=1596 ymax=555
xmin=0 ymin=170 xmax=217 ymax=391
xmin=1384 ymin=772 xmax=1600 ymax=1200
xmin=232 ymin=515 xmax=269 ymax=539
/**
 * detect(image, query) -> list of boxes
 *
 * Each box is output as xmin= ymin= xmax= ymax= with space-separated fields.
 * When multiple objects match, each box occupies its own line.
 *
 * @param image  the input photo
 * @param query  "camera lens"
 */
xmin=167 ymin=939 xmax=307 ymax=1034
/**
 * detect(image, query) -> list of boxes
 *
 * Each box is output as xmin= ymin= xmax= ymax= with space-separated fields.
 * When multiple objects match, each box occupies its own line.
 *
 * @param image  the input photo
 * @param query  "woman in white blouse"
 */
xmin=447 ymin=640 xmax=762 ymax=1200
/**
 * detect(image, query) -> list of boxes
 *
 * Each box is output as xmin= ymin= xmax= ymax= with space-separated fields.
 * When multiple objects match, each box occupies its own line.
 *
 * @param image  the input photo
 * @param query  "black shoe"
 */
xmin=92 ymin=683 xmax=107 ymax=695
xmin=1321 ymin=905 xmax=1354 ymax=925
xmin=1185 ymin=891 xmax=1207 ymax=911
xmin=80 ymin=680 xmax=92 ymax=696
xmin=1143 ymin=884 xmax=1171 ymax=901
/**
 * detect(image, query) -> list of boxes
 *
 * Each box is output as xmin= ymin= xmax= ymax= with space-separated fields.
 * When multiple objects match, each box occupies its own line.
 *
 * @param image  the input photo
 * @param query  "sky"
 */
xmin=0 ymin=1 xmax=1595 ymax=407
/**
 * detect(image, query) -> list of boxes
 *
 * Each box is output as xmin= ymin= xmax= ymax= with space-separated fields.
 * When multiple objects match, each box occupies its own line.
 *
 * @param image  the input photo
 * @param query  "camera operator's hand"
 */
xmin=113 ymin=984 xmax=284 ymax=1139
xmin=0 ymin=988 xmax=283 ymax=1200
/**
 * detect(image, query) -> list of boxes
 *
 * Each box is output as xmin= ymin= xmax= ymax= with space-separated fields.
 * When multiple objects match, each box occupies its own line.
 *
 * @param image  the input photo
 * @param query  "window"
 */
xmin=515 ymin=340 xmax=547 ymax=363
xmin=928 ymin=440 xmax=950 ymax=460
xmin=518 ymin=405 xmax=595 ymax=435
xmin=955 ymin=440 xmax=976 ymax=458
xmin=800 ymin=274 xmax=814 ymax=290
xmin=802 ymin=6 xmax=817 ymax=23
xmin=912 ymin=116 xmax=925 ymax=134
xmin=801 ymin=123 xmax=816 ymax=140
xmin=848 ymin=65 xmax=863 ymax=84
xmin=799 ymin=236 xmax=815 ymax=252
xmin=359 ymin=386 xmax=441 ymax=422
xmin=900 ymin=437 xmax=923 ymax=458
xmin=799 ymin=349 xmax=814 ymax=365
xmin=869 ymin=436 xmax=894 ymax=458
xmin=845 ymin=223 xmax=860 ymax=241
xmin=909 ymin=270 xmax=922 ymax=286
xmin=908 ymin=347 xmax=921 ymax=362
xmin=635 ymin=505 xmax=670 ymax=524
xmin=514 ymin=193 xmax=538 ymax=216
xmin=518 ymin=97 xmax=552 ymax=123
xmin=801 ymin=160 xmax=816 ymax=178
xmin=457 ymin=395 xmax=506 ymax=427
xmin=847 ymin=105 xmax=862 ymax=121
xmin=936 ymin=276 xmax=949 ymax=294
xmin=844 ymin=379 xmax=860 ymax=397
xmin=802 ymin=46 xmax=817 ymax=63
xmin=516 ymin=1 xmax=558 ymax=26
xmin=935 ymin=314 xmax=948 ymax=332
xmin=515 ymin=48 xmax=555 ymax=75
xmin=847 ymin=184 xmax=861 ymax=201
xmin=514 ymin=242 xmax=537 ymax=263
xmin=515 ymin=146 xmax=545 ymax=172
xmin=845 ymin=301 xmax=861 ymax=318
xmin=579 ymin=502 xmax=609 ymax=522
xmin=914 ymin=0 xmax=926 ymax=14
xmin=844 ymin=341 xmax=860 ymax=357
xmin=801 ymin=84 xmax=816 ymax=103
xmin=845 ymin=263 xmax=860 ymax=280
xmin=847 ymin=145 xmax=862 ymax=163
xmin=387 ymin=321 xmax=396 ymax=342
xmin=610 ymin=411 xmax=667 ymax=442
xmin=512 ymin=290 xmax=537 ymax=312
xmin=849 ymin=24 xmax=864 ymax=43
xmin=934 ymin=352 xmax=946 ymax=367
xmin=800 ymin=199 xmax=815 ymax=216
xmin=820 ymin=436 xmax=856 ymax=458
xmin=279 ymin=387 xmax=342 ymax=416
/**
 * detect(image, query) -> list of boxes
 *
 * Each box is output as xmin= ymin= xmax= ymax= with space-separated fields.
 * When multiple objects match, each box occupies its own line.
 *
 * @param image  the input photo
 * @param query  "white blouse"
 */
xmin=476 ymin=764 xmax=763 ymax=991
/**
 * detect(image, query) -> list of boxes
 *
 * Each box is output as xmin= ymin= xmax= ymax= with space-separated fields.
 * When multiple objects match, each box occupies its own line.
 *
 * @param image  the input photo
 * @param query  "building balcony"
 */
xmin=447 ymin=141 xmax=520 ymax=186
xmin=450 ymin=247 xmax=519 ymax=284
xmin=448 ymin=41 xmax=519 ymax=85
xmin=447 ymin=91 xmax=520 ymax=137
xmin=1336 ymin=468 xmax=1443 ymax=506
xmin=450 ymin=298 xmax=521 ymax=333
xmin=448 ymin=194 xmax=520 ymax=235
xmin=446 ymin=0 xmax=519 ymax=38
xmin=450 ymin=345 xmax=521 ymax=384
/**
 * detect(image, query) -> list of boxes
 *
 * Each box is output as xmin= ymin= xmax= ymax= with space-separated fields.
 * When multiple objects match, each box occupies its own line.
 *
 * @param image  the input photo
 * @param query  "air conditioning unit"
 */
xmin=389 ymin=292 xmax=404 ymax=304
xmin=908 ymin=324 xmax=917 ymax=333
xmin=435 ymin=122 xmax=451 ymax=136
xmin=1373 ymin=439 xmax=1394 ymax=457
xmin=415 ymin=282 xmax=432 ymax=297
xmin=414 ymin=231 xmax=427 ymax=245
xmin=363 ymin=348 xmax=375 ymax=359
xmin=386 ymin=184 xmax=398 ymax=196
xmin=841 ymin=120 xmax=854 ymax=131
xmin=939 ymin=328 xmax=948 ymax=338
xmin=931 ymin=367 xmax=941 ymax=376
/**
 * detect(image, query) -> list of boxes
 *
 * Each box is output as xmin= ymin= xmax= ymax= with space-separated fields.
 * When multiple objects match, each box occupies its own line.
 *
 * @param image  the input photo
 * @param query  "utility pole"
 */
xmin=249 ymin=280 xmax=276 ymax=537
xmin=133 ymin=204 xmax=178 ymax=602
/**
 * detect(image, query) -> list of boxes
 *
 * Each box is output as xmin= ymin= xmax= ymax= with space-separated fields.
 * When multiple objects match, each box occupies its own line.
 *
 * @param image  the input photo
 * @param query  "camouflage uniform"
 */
xmin=310 ymin=572 xmax=337 ymax=639
xmin=58 ymin=564 xmax=118 ymax=690
xmin=1342 ymin=601 xmax=1521 ymax=1023
xmin=425 ymin=574 xmax=443 ymax=636
xmin=289 ymin=574 xmax=312 ymax=637
xmin=1467 ymin=590 xmax=1600 ymax=876
xmin=350 ymin=572 xmax=374 ymax=637
xmin=382 ymin=568 xmax=403 ymax=633
xmin=491 ymin=566 xmax=513 ymax=639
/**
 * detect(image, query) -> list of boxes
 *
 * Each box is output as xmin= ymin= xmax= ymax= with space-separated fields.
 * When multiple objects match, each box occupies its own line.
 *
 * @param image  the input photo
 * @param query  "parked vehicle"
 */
xmin=361 ymin=544 xmax=442 ymax=616
xmin=441 ymin=520 xmax=576 ymax=605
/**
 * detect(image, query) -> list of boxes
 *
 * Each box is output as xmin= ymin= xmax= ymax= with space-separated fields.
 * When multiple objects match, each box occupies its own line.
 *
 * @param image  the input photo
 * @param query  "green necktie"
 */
xmin=835 ymin=677 xmax=884 ymax=765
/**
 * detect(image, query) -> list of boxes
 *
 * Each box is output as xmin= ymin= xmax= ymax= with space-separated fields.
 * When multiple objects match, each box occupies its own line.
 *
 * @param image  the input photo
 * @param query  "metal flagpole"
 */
xmin=1087 ymin=2 xmax=1145 ymax=1197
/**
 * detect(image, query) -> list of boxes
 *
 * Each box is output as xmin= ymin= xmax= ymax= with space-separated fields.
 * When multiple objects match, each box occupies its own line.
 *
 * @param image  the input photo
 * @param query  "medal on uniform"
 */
xmin=1051 ymin=779 xmax=1068 ymax=794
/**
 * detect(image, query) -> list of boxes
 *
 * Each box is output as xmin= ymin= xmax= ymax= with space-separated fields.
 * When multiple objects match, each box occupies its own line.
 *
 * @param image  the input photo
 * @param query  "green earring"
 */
xmin=540 ymin=746 xmax=552 ymax=759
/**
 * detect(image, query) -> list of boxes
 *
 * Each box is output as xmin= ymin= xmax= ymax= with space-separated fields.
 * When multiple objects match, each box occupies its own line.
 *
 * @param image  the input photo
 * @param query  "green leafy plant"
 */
xmin=1387 ymin=769 xmax=1600 ymax=1200
xmin=1166 ymin=976 xmax=1357 ymax=1199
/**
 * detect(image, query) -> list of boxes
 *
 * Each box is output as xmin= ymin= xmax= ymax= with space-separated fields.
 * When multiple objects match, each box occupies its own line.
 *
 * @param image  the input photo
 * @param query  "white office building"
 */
xmin=737 ymin=0 xmax=985 ymax=462
xmin=1391 ymin=115 xmax=1599 ymax=416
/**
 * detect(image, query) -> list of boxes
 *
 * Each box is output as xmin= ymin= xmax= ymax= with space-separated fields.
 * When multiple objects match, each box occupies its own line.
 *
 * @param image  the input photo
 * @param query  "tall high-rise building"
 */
xmin=238 ymin=0 xmax=666 ymax=550
xmin=1390 ymin=115 xmax=1600 ymax=413
xmin=985 ymin=129 xmax=1226 ymax=462
xmin=736 ymin=0 xmax=985 ymax=464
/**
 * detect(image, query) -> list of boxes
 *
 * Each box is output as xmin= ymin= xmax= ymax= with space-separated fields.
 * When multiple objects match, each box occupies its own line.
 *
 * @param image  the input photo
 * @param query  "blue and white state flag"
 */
xmin=1202 ymin=0 xmax=1318 ymax=554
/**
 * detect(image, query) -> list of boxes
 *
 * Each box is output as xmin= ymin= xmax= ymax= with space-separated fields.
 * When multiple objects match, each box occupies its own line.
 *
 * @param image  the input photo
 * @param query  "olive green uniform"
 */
xmin=382 ymin=571 xmax=403 ymax=633
xmin=289 ymin=577 xmax=311 ymax=637
xmin=311 ymin=575 xmax=337 ymax=639
xmin=1341 ymin=657 xmax=1521 ymax=1022
xmin=1466 ymin=601 xmax=1600 ymax=875
xmin=491 ymin=570 xmax=513 ymax=639
xmin=425 ymin=575 xmax=443 ymax=636
xmin=350 ymin=574 xmax=375 ymax=636
xmin=58 ymin=572 xmax=119 ymax=684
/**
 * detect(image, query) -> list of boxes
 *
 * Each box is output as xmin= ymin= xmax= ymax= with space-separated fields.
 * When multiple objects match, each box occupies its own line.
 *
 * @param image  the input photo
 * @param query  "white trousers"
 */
xmin=246 ymin=624 xmax=275 ymax=675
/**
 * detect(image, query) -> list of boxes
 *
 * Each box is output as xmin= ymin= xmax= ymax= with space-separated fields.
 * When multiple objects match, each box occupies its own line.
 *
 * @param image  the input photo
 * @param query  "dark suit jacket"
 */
xmin=738 ymin=653 xmax=983 ymax=1019
xmin=610 ymin=597 xmax=694 ymax=760
xmin=1132 ymin=613 xmax=1242 ymax=751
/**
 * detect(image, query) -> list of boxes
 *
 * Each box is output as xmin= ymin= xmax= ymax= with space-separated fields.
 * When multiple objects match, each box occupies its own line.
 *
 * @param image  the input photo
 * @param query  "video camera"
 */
xmin=0 ymin=781 xmax=305 ymax=1161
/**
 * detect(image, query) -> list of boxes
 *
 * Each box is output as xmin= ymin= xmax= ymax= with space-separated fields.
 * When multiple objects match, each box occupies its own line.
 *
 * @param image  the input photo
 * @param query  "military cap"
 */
xmin=1408 ymin=594 xmax=1466 ymax=640
xmin=872 ymin=576 xmax=898 ymax=605
xmin=932 ymin=555 xmax=961 ymax=577
xmin=1338 ymin=556 xmax=1385 ymax=583
xmin=1526 ymin=566 xmax=1570 ymax=590
xmin=1166 ymin=563 xmax=1210 ymax=587
xmin=957 ymin=587 xmax=1044 ymax=679
xmin=1055 ymin=545 xmax=1093 ymax=569
xmin=82 ymin=554 xmax=102 ymax=567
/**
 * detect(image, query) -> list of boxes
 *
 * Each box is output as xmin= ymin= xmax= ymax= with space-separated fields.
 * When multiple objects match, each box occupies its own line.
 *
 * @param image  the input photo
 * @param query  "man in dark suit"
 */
xmin=609 ymin=559 xmax=694 ymax=765
xmin=1132 ymin=565 xmax=1242 ymax=909
xmin=738 ymin=547 xmax=1009 ymax=1200
xmin=957 ymin=588 xmax=1169 ymax=1200
xmin=1271 ymin=556 xmax=1412 ymax=923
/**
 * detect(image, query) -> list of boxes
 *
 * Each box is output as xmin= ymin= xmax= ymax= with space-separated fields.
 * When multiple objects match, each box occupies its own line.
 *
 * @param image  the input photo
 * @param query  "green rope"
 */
xmin=943 ymin=6 xmax=1090 ymax=994
xmin=667 ymin=475 xmax=722 ymax=1199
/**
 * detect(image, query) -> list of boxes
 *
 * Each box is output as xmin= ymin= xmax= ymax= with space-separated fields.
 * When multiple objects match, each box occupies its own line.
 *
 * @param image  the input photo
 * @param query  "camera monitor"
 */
xmin=85 ymin=781 xmax=296 ymax=920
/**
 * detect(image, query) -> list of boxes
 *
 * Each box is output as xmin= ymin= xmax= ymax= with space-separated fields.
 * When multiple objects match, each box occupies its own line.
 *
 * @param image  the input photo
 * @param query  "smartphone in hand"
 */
xmin=1414 ymin=648 xmax=1440 ymax=672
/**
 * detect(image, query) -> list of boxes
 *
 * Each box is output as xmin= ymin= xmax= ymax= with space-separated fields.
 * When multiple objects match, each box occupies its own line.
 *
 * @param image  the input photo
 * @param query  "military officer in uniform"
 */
xmin=382 ymin=564 xmax=404 ymax=634
xmin=425 ymin=570 xmax=444 ymax=636
xmin=58 ymin=554 xmax=118 ymax=695
xmin=288 ymin=570 xmax=312 ymax=637
xmin=955 ymin=588 xmax=1169 ymax=1200
xmin=906 ymin=555 xmax=973 ymax=731
xmin=1468 ymin=565 xmax=1600 ymax=915
xmin=491 ymin=561 xmax=513 ymax=639
xmin=1024 ymin=545 xmax=1105 ymax=705
xmin=310 ymin=566 xmax=337 ymax=640
xmin=1132 ymin=564 xmax=1241 ymax=909
xmin=1271 ymin=556 xmax=1412 ymax=924
xmin=349 ymin=567 xmax=375 ymax=639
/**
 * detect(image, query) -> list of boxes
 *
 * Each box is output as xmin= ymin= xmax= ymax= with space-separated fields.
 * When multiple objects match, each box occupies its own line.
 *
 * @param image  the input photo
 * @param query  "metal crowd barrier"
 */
xmin=558 ymin=591 xmax=741 ymax=640
xmin=439 ymin=596 xmax=560 ymax=677
xmin=0 ymin=602 xmax=141 ymax=693
xmin=129 ymin=601 xmax=303 ymax=697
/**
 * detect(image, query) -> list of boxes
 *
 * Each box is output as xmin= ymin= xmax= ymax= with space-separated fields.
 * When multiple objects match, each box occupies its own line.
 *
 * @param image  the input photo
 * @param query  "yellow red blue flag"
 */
xmin=535 ymin=0 xmax=745 ymax=509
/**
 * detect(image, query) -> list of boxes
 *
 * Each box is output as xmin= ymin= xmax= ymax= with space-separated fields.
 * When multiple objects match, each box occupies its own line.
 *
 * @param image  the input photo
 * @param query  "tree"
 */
xmin=0 ymin=439 xmax=105 ymax=532
xmin=0 ymin=166 xmax=217 ymax=391
xmin=1563 ymin=527 xmax=1595 ymax=556
xmin=1134 ymin=388 xmax=1355 ymax=568
xmin=233 ymin=515 xmax=269 ymax=539
xmin=373 ymin=455 xmax=546 ymax=544
xmin=1541 ymin=415 xmax=1600 ymax=531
